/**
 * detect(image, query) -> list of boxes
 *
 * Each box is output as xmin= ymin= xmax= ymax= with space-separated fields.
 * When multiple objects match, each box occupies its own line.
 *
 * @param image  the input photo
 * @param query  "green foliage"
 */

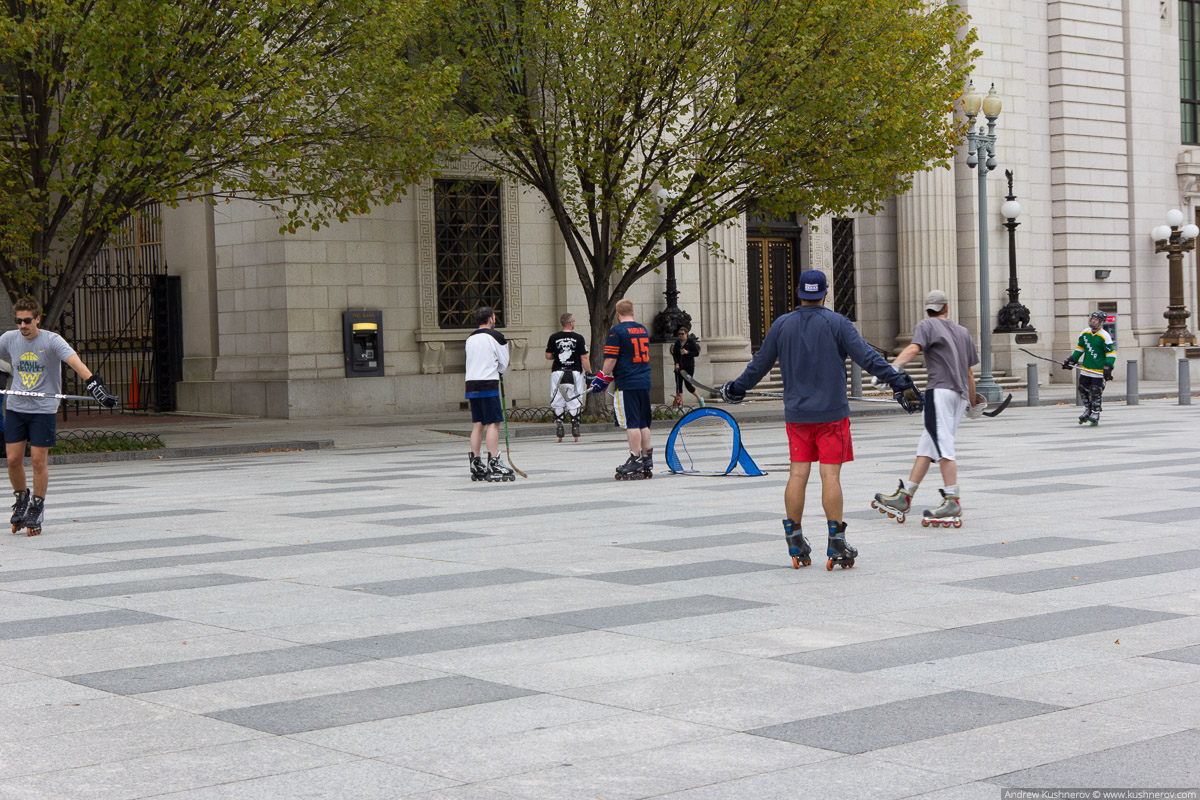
xmin=48 ymin=432 xmax=165 ymax=455
xmin=0 ymin=0 xmax=480 ymax=325
xmin=426 ymin=0 xmax=977 ymax=356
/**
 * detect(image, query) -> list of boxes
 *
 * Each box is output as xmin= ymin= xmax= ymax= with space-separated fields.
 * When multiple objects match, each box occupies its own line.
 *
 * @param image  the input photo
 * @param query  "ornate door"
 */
xmin=745 ymin=236 xmax=797 ymax=351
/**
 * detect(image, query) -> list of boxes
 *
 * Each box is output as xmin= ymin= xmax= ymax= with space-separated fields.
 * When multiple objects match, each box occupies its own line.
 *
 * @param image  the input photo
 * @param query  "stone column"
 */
xmin=698 ymin=216 xmax=753 ymax=383
xmin=895 ymin=165 xmax=958 ymax=350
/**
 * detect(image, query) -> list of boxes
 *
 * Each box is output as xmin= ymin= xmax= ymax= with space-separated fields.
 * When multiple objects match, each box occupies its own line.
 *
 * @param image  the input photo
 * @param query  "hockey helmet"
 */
xmin=1089 ymin=309 xmax=1106 ymax=323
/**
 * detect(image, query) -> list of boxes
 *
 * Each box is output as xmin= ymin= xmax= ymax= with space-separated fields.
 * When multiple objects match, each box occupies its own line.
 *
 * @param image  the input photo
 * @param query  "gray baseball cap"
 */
xmin=924 ymin=289 xmax=949 ymax=312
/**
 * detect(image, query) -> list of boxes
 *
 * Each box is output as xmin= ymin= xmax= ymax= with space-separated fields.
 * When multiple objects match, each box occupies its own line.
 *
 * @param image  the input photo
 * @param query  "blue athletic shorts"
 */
xmin=614 ymin=388 xmax=652 ymax=430
xmin=5 ymin=410 xmax=57 ymax=448
xmin=469 ymin=395 xmax=503 ymax=425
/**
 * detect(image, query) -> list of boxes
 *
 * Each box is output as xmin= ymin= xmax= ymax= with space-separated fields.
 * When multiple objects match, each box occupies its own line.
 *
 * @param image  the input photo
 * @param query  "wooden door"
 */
xmin=746 ymin=236 xmax=797 ymax=351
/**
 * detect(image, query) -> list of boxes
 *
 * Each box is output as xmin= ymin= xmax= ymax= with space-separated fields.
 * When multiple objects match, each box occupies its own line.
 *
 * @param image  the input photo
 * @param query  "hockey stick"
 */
xmin=1019 ymin=347 xmax=1080 ymax=369
xmin=982 ymin=393 xmax=1013 ymax=417
xmin=498 ymin=375 xmax=527 ymax=478
xmin=680 ymin=372 xmax=894 ymax=404
xmin=0 ymin=388 xmax=102 ymax=403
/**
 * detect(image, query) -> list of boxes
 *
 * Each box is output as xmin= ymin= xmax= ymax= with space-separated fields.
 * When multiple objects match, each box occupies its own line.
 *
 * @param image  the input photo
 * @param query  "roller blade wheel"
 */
xmin=921 ymin=518 xmax=962 ymax=529
xmin=25 ymin=524 xmax=40 ymax=537
xmin=870 ymin=500 xmax=906 ymax=523
xmin=1089 ymin=420 xmax=1099 ymax=427
xmin=825 ymin=557 xmax=855 ymax=571
xmin=791 ymin=555 xmax=812 ymax=569
xmin=11 ymin=522 xmax=24 ymax=534
xmin=556 ymin=420 xmax=564 ymax=442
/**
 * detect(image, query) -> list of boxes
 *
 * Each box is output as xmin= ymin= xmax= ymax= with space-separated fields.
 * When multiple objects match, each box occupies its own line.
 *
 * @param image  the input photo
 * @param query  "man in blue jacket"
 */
xmin=722 ymin=270 xmax=921 ymax=571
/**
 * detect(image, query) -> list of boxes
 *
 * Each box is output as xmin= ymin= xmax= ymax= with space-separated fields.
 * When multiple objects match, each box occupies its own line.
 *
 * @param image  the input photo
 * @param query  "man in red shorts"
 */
xmin=722 ymin=270 xmax=921 ymax=570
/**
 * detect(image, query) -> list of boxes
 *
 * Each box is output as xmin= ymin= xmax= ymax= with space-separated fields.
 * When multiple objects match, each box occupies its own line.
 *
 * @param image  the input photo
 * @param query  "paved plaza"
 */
xmin=1 ymin=398 xmax=1199 ymax=799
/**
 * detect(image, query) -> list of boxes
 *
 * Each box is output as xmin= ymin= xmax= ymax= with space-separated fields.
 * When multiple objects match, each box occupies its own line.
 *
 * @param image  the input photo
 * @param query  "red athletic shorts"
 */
xmin=786 ymin=418 xmax=854 ymax=464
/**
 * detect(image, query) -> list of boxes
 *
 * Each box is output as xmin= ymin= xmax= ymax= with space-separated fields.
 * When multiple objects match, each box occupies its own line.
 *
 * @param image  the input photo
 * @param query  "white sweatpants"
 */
xmin=550 ymin=370 xmax=585 ymax=415
xmin=916 ymin=387 xmax=968 ymax=461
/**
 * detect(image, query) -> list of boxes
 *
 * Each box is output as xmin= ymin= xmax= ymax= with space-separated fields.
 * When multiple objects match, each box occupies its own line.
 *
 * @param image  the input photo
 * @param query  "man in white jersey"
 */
xmin=0 ymin=297 xmax=118 ymax=535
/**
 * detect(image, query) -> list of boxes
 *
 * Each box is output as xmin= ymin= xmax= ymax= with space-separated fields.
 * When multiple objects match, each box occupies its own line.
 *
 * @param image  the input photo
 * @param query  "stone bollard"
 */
xmin=1026 ymin=363 xmax=1038 ymax=407
xmin=1126 ymin=360 xmax=1138 ymax=406
xmin=850 ymin=364 xmax=862 ymax=397
xmin=1181 ymin=359 xmax=1193 ymax=406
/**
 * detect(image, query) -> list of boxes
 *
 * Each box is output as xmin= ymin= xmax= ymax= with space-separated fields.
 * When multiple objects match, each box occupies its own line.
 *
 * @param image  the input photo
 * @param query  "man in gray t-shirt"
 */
xmin=1 ymin=298 xmax=118 ymax=535
xmin=870 ymin=289 xmax=978 ymax=528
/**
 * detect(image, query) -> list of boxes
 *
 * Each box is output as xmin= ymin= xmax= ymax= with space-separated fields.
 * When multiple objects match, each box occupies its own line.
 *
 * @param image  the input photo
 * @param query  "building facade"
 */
xmin=165 ymin=0 xmax=1200 ymax=418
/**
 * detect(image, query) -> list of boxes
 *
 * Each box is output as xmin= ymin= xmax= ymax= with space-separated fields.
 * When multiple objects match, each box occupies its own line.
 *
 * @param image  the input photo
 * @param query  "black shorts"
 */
xmin=5 ymin=410 xmax=57 ymax=448
xmin=468 ymin=395 xmax=503 ymax=425
xmin=614 ymin=389 xmax=652 ymax=430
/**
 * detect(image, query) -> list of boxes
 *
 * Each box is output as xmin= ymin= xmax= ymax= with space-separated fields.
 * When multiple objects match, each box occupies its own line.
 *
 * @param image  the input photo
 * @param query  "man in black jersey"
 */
xmin=544 ymin=312 xmax=591 ymax=440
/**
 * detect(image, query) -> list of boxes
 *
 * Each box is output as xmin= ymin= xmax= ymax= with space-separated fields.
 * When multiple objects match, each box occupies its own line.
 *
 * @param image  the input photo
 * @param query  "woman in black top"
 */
xmin=670 ymin=325 xmax=704 ymax=407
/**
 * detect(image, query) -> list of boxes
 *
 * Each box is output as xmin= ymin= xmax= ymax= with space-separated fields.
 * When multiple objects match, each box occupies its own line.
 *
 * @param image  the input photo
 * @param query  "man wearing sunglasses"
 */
xmin=0 ymin=298 xmax=118 ymax=535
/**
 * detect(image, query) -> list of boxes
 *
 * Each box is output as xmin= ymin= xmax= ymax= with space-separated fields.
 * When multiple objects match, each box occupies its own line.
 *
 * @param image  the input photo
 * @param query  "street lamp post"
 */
xmin=962 ymin=80 xmax=1004 ymax=402
xmin=1151 ymin=209 xmax=1199 ymax=346
xmin=650 ymin=186 xmax=692 ymax=341
xmin=994 ymin=169 xmax=1033 ymax=332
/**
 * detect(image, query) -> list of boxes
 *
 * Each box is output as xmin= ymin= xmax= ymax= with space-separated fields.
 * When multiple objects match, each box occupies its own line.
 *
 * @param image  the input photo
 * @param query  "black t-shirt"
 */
xmin=545 ymin=331 xmax=587 ymax=372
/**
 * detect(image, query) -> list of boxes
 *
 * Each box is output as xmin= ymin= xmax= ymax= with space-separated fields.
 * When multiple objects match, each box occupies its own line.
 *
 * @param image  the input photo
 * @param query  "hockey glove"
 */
xmin=85 ymin=375 xmax=119 ymax=408
xmin=1061 ymin=358 xmax=1075 ymax=370
xmin=965 ymin=393 xmax=987 ymax=420
xmin=720 ymin=381 xmax=745 ymax=404
xmin=889 ymin=371 xmax=922 ymax=414
xmin=589 ymin=371 xmax=613 ymax=394
xmin=1103 ymin=365 xmax=1113 ymax=382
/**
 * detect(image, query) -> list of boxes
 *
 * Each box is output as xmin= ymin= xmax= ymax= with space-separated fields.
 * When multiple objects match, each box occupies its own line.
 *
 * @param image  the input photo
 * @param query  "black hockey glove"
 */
xmin=1061 ymin=358 xmax=1075 ymax=370
xmin=1103 ymin=365 xmax=1113 ymax=381
xmin=85 ymin=375 xmax=119 ymax=408
xmin=890 ymin=371 xmax=922 ymax=414
xmin=720 ymin=381 xmax=745 ymax=404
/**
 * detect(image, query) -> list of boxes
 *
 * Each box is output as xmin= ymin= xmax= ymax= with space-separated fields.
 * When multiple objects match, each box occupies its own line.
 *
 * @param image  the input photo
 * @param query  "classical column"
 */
xmin=895 ymin=165 xmax=958 ymax=349
xmin=698 ymin=216 xmax=753 ymax=382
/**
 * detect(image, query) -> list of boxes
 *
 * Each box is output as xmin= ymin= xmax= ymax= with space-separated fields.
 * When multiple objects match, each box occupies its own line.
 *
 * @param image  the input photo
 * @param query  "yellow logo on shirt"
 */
xmin=18 ymin=351 xmax=43 ymax=389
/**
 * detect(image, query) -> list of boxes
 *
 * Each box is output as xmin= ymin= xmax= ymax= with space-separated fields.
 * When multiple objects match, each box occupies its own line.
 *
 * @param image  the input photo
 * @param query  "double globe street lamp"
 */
xmin=961 ymin=80 xmax=1004 ymax=402
xmin=1150 ymin=209 xmax=1199 ymax=346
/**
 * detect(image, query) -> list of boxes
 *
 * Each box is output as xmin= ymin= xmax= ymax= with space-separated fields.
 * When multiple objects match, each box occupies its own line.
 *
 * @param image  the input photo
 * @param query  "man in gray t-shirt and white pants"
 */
xmin=1 ymin=297 xmax=118 ymax=535
xmin=871 ymin=289 xmax=978 ymax=528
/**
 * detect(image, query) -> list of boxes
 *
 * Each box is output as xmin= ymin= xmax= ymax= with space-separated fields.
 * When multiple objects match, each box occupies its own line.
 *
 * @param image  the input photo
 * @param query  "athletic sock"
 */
xmin=944 ymin=484 xmax=958 ymax=496
xmin=903 ymin=480 xmax=919 ymax=495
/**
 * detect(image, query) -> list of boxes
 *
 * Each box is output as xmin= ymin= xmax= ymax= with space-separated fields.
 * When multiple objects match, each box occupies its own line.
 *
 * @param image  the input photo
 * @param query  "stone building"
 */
xmin=164 ymin=0 xmax=1200 ymax=418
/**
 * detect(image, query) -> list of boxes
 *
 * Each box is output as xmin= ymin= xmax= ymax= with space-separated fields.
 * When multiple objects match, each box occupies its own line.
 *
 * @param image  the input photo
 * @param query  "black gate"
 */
xmin=58 ymin=206 xmax=182 ymax=416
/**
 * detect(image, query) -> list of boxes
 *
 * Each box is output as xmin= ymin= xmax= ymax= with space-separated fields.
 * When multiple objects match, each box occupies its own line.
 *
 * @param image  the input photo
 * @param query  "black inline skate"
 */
xmin=640 ymin=448 xmax=653 ymax=479
xmin=10 ymin=489 xmax=29 ymax=534
xmin=469 ymin=452 xmax=488 ymax=482
xmin=486 ymin=453 xmax=515 ymax=482
xmin=615 ymin=452 xmax=649 ymax=481
xmin=782 ymin=518 xmax=811 ymax=568
xmin=825 ymin=520 xmax=857 ymax=571
xmin=21 ymin=495 xmax=44 ymax=537
xmin=570 ymin=413 xmax=580 ymax=442
xmin=555 ymin=414 xmax=565 ymax=442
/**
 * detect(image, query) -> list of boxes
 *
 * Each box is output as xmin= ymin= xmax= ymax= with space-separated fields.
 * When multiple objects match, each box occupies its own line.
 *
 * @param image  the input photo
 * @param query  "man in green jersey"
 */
xmin=1062 ymin=310 xmax=1115 ymax=426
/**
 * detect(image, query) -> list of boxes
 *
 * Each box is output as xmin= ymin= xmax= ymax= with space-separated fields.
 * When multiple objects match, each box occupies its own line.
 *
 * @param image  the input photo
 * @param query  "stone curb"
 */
xmin=45 ymin=440 xmax=334 ymax=465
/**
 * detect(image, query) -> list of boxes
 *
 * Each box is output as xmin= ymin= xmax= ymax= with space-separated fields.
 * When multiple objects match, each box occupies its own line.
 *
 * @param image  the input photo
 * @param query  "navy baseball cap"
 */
xmin=796 ymin=270 xmax=828 ymax=300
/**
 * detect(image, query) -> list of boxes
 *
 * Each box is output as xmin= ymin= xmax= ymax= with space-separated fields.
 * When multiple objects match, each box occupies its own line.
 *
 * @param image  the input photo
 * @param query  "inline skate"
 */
xmin=782 ymin=518 xmax=811 ymax=568
xmin=21 ymin=495 xmax=44 ymax=537
xmin=921 ymin=489 xmax=962 ymax=529
xmin=486 ymin=453 xmax=516 ymax=482
xmin=825 ymin=521 xmax=857 ymax=571
xmin=10 ymin=489 xmax=29 ymax=534
xmin=871 ymin=480 xmax=914 ymax=523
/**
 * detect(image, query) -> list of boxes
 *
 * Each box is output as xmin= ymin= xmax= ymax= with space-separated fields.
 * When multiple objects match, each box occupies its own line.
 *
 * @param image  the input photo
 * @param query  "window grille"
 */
xmin=434 ymin=180 xmax=504 ymax=328
xmin=832 ymin=217 xmax=856 ymax=320
xmin=1183 ymin=1 xmax=1200 ymax=143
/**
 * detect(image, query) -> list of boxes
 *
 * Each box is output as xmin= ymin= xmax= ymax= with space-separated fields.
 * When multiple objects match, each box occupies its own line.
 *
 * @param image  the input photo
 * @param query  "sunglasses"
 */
xmin=15 ymin=317 xmax=34 ymax=325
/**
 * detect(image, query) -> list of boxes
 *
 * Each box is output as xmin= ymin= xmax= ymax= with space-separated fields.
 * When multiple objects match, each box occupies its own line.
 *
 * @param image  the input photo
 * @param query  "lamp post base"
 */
xmin=1159 ymin=306 xmax=1195 ymax=346
xmin=975 ymin=375 xmax=1003 ymax=403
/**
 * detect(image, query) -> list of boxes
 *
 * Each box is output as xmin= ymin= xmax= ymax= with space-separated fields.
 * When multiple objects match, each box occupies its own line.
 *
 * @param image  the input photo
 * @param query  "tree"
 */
xmin=428 ymin=0 xmax=977 ymax=360
xmin=0 ymin=0 xmax=478 ymax=326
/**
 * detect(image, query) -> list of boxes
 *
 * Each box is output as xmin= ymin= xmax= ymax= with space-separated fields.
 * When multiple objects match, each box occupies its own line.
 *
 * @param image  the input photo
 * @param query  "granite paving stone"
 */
xmin=0 ymin=400 xmax=1195 ymax=797
xmin=749 ymin=690 xmax=1063 ymax=753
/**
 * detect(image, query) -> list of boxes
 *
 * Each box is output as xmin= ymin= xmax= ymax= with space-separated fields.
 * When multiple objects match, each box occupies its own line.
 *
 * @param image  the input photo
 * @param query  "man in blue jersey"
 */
xmin=590 ymin=298 xmax=654 ymax=480
xmin=721 ymin=270 xmax=921 ymax=570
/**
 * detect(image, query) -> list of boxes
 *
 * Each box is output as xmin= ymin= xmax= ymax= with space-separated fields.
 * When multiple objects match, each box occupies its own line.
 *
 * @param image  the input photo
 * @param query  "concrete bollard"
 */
xmin=850 ymin=364 xmax=862 ymax=397
xmin=1026 ymin=363 xmax=1038 ymax=407
xmin=1126 ymin=360 xmax=1138 ymax=406
xmin=1181 ymin=359 xmax=1193 ymax=406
